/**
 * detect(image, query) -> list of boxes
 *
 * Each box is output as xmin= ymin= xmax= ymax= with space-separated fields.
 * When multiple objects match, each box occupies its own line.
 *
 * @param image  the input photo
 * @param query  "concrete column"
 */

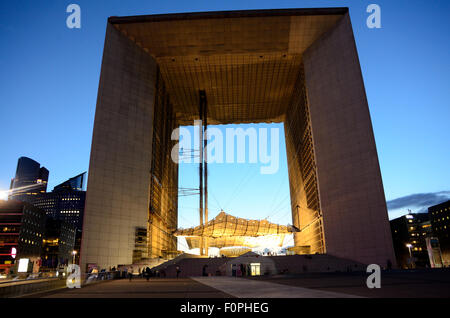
xmin=80 ymin=23 xmax=157 ymax=271
xmin=303 ymin=13 xmax=396 ymax=267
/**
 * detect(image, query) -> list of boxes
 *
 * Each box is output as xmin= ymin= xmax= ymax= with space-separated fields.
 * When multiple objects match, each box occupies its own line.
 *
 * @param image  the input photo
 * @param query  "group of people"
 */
xmin=124 ymin=266 xmax=179 ymax=280
xmin=126 ymin=266 xmax=155 ymax=281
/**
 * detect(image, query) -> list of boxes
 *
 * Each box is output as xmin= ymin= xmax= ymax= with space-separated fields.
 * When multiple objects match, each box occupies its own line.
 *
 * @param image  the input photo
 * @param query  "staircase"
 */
xmin=150 ymin=253 xmax=202 ymax=272
xmin=152 ymin=255 xmax=230 ymax=278
xmin=146 ymin=253 xmax=367 ymax=278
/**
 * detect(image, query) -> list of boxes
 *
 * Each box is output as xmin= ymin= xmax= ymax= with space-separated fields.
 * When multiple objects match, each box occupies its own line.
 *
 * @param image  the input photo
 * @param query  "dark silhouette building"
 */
xmin=0 ymin=200 xmax=46 ymax=274
xmin=41 ymin=218 xmax=76 ymax=269
xmin=429 ymin=200 xmax=450 ymax=267
xmin=53 ymin=172 xmax=86 ymax=192
xmin=31 ymin=172 xmax=86 ymax=230
xmin=390 ymin=213 xmax=433 ymax=268
xmin=27 ymin=173 xmax=86 ymax=264
xmin=9 ymin=157 xmax=49 ymax=202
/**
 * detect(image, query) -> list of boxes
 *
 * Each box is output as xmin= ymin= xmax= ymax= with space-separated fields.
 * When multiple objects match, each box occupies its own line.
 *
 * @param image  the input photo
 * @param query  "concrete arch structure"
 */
xmin=80 ymin=8 xmax=396 ymax=271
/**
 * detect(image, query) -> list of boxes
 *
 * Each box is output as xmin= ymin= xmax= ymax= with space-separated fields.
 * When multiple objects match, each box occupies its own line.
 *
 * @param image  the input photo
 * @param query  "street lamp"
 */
xmin=406 ymin=243 xmax=415 ymax=269
xmin=72 ymin=250 xmax=77 ymax=265
xmin=406 ymin=243 xmax=413 ymax=258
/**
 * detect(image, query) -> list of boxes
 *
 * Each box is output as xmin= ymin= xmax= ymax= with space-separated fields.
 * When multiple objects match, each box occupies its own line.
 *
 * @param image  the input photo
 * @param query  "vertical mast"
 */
xmin=202 ymin=90 xmax=209 ymax=256
xmin=199 ymin=92 xmax=204 ymax=255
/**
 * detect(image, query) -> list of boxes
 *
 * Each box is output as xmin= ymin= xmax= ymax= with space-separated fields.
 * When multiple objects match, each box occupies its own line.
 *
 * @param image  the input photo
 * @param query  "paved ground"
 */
xmin=247 ymin=269 xmax=450 ymax=298
xmin=21 ymin=269 xmax=450 ymax=298
xmin=192 ymin=277 xmax=360 ymax=298
xmin=28 ymin=278 xmax=233 ymax=298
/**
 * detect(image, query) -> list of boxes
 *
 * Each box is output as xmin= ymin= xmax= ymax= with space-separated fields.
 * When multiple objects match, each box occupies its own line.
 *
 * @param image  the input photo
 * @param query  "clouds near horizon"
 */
xmin=387 ymin=191 xmax=450 ymax=219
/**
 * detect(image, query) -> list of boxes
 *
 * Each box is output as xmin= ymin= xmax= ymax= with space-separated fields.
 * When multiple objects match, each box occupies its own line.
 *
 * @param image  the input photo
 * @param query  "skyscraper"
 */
xmin=30 ymin=172 xmax=86 ymax=231
xmin=9 ymin=157 xmax=49 ymax=202
xmin=28 ymin=173 xmax=86 ymax=264
xmin=53 ymin=172 xmax=86 ymax=192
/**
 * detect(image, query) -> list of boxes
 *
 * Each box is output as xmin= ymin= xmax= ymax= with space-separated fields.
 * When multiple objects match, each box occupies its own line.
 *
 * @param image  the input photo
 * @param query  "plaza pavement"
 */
xmin=21 ymin=269 xmax=450 ymax=298
xmin=246 ymin=269 xmax=450 ymax=298
xmin=191 ymin=276 xmax=360 ymax=298
xmin=29 ymin=278 xmax=232 ymax=298
xmin=28 ymin=276 xmax=360 ymax=298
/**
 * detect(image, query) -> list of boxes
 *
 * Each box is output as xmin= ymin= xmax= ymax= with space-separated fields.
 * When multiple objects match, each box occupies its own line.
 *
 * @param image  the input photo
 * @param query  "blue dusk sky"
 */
xmin=0 ymin=0 xmax=449 ymax=227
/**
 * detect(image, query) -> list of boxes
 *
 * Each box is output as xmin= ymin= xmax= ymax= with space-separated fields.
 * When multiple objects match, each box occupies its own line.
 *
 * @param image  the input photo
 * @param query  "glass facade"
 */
xmin=9 ymin=157 xmax=49 ymax=201
xmin=31 ymin=191 xmax=85 ymax=231
xmin=53 ymin=172 xmax=86 ymax=192
xmin=27 ymin=173 xmax=86 ymax=265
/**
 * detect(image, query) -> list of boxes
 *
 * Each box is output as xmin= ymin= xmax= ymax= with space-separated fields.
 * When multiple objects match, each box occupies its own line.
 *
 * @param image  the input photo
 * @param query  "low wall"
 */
xmin=1 ymin=271 xmax=120 ymax=298
xmin=0 ymin=278 xmax=66 ymax=298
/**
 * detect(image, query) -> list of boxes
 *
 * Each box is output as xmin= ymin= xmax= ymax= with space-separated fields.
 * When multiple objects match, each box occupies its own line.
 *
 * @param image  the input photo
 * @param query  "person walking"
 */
xmin=176 ymin=266 xmax=181 ymax=278
xmin=387 ymin=259 xmax=392 ymax=271
xmin=128 ymin=266 xmax=133 ymax=281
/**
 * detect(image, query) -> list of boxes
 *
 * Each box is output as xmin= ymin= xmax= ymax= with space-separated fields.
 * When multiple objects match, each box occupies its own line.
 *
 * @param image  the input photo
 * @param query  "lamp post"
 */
xmin=406 ymin=244 xmax=414 ymax=268
xmin=406 ymin=244 xmax=412 ymax=258
xmin=72 ymin=250 xmax=77 ymax=265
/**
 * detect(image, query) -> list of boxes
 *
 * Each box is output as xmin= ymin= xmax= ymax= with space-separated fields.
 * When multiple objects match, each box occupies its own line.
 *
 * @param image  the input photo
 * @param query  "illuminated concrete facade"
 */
xmin=81 ymin=8 xmax=396 ymax=271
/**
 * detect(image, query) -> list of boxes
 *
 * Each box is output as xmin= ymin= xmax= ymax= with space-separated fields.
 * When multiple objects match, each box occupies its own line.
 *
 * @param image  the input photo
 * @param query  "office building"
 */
xmin=41 ymin=218 xmax=76 ymax=269
xmin=428 ymin=200 xmax=450 ymax=267
xmin=9 ymin=157 xmax=49 ymax=202
xmin=0 ymin=200 xmax=46 ymax=274
xmin=28 ymin=173 xmax=86 ymax=263
xmin=390 ymin=213 xmax=433 ymax=268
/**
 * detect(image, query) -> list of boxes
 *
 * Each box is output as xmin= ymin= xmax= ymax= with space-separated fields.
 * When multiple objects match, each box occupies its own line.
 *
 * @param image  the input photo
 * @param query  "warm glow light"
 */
xmin=0 ymin=190 xmax=8 ymax=201
xmin=11 ymin=247 xmax=17 ymax=259
xmin=1 ymin=183 xmax=43 ymax=198
xmin=18 ymin=258 xmax=29 ymax=272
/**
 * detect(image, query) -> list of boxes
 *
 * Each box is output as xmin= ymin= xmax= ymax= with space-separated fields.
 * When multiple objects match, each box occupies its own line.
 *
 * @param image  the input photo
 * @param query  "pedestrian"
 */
xmin=145 ymin=267 xmax=151 ymax=281
xmin=387 ymin=259 xmax=392 ymax=270
xmin=128 ymin=266 xmax=133 ymax=281
xmin=202 ymin=264 xmax=208 ymax=277
xmin=176 ymin=266 xmax=181 ymax=278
